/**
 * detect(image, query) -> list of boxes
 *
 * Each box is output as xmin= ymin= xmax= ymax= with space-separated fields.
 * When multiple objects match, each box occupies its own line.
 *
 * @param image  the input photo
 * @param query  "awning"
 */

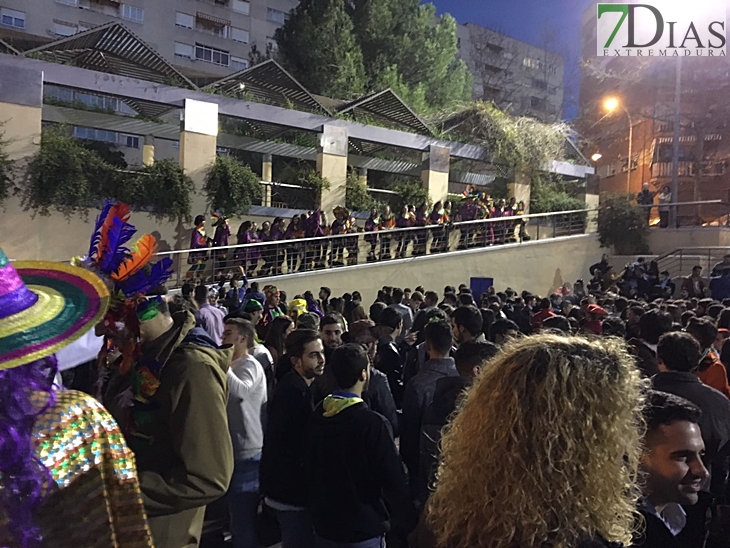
xmin=196 ymin=12 xmax=231 ymax=26
xmin=24 ymin=22 xmax=196 ymax=90
xmin=337 ymin=89 xmax=432 ymax=136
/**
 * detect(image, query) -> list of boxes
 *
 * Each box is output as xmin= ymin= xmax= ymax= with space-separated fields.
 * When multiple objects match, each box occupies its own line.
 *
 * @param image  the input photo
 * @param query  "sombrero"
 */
xmin=0 ymin=249 xmax=110 ymax=370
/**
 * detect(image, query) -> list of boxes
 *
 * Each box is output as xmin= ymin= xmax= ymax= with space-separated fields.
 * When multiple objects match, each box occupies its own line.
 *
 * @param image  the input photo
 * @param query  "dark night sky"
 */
xmin=430 ymin=0 xmax=596 ymax=119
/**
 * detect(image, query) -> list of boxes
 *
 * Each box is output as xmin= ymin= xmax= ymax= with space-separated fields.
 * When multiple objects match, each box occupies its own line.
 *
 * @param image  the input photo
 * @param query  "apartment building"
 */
xmin=457 ymin=22 xmax=565 ymax=122
xmin=0 ymin=0 xmax=297 ymax=79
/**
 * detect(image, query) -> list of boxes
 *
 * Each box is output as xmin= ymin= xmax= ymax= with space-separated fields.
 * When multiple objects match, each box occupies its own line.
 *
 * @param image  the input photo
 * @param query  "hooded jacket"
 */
xmin=305 ymin=393 xmax=415 ymax=543
xmin=107 ymin=311 xmax=234 ymax=548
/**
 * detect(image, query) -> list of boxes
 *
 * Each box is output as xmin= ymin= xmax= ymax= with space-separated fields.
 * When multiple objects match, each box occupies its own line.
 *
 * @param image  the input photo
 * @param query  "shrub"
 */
xmin=597 ymin=193 xmax=650 ymax=254
xmin=204 ymin=155 xmax=262 ymax=217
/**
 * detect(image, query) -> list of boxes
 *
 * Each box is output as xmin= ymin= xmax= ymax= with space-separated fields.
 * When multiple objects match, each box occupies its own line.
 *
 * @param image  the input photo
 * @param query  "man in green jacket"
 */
xmin=105 ymin=298 xmax=234 ymax=548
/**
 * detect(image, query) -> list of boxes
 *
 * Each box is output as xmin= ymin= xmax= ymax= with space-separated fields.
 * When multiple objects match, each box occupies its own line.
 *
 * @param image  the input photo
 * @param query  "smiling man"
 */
xmin=633 ymin=391 xmax=709 ymax=548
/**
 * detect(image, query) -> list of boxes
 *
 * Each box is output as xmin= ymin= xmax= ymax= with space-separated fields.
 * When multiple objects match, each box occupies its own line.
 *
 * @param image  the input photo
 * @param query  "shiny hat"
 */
xmin=0 ymin=249 xmax=110 ymax=370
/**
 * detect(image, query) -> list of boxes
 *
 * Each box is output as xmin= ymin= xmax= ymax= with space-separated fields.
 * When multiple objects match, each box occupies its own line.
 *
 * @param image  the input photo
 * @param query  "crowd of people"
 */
xmin=7 ymin=199 xmax=730 ymax=548
xmin=187 ymin=196 xmax=528 ymax=279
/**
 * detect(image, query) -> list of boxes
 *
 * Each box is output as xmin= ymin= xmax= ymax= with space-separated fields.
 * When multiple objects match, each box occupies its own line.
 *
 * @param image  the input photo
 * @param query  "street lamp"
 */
xmin=604 ymin=97 xmax=633 ymax=194
xmin=591 ymin=153 xmax=602 ymax=162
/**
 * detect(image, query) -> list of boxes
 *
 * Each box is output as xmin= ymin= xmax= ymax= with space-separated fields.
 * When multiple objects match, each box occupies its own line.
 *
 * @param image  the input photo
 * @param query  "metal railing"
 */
xmin=657 ymin=247 xmax=730 ymax=280
xmin=159 ymin=208 xmax=596 ymax=287
xmin=639 ymin=200 xmax=730 ymax=227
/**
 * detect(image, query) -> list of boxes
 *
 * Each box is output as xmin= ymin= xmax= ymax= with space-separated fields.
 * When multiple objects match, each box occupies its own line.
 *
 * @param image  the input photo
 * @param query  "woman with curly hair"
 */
xmin=419 ymin=334 xmax=646 ymax=548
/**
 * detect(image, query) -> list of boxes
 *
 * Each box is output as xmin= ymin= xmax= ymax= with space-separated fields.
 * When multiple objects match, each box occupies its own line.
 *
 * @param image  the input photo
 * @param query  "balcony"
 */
xmin=195 ymin=12 xmax=230 ymax=39
xmin=651 ymin=161 xmax=727 ymax=178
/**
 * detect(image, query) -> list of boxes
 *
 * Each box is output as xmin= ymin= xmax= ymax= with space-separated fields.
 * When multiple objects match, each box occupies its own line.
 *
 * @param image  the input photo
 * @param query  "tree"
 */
xmin=529 ymin=173 xmax=585 ymax=214
xmin=134 ymin=160 xmax=195 ymax=222
xmin=248 ymin=43 xmax=274 ymax=67
xmin=597 ymin=193 xmax=650 ymax=255
xmin=275 ymin=0 xmax=366 ymax=100
xmin=204 ymin=155 xmax=263 ymax=216
xmin=276 ymin=0 xmax=471 ymax=113
xmin=392 ymin=179 xmax=430 ymax=210
xmin=345 ymin=171 xmax=374 ymax=212
xmin=0 ymin=128 xmax=13 ymax=206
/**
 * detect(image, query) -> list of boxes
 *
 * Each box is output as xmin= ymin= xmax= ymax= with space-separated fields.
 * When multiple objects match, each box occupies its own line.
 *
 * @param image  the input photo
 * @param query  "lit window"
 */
xmin=232 ymin=0 xmax=250 ymax=15
xmin=121 ymin=4 xmax=144 ymax=23
xmin=1 ymin=8 xmax=25 ymax=29
xmin=231 ymin=56 xmax=248 ymax=71
xmin=266 ymin=8 xmax=286 ymax=25
xmin=231 ymin=27 xmax=249 ymax=43
xmin=174 ymin=42 xmax=194 ymax=59
xmin=195 ymin=43 xmax=230 ymax=66
xmin=53 ymin=21 xmax=78 ymax=36
xmin=175 ymin=12 xmax=194 ymax=29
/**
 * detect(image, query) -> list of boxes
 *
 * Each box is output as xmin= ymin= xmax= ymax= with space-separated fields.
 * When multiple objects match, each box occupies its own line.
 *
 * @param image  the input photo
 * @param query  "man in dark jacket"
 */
xmin=401 ymin=319 xmax=458 ymax=498
xmin=637 ymin=182 xmax=656 ymax=224
xmin=652 ymin=331 xmax=730 ymax=497
xmin=305 ymin=344 xmax=416 ymax=547
xmin=375 ymin=307 xmax=407 ymax=407
xmin=629 ymin=310 xmax=673 ymax=377
xmin=632 ymin=391 xmax=709 ymax=548
xmin=418 ymin=341 xmax=499 ymax=506
xmin=260 ymin=329 xmax=325 ymax=548
xmin=710 ymin=268 xmax=730 ymax=301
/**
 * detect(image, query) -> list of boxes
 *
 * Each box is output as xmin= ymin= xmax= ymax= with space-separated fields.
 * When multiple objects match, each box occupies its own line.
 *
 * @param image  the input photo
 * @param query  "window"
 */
xmin=523 ymin=56 xmax=557 ymax=75
xmin=531 ymin=78 xmax=548 ymax=91
xmin=231 ymin=56 xmax=248 ymax=71
xmin=78 ymin=21 xmax=95 ymax=32
xmin=120 ymin=134 xmax=140 ymax=149
xmin=195 ymin=43 xmax=230 ymax=66
xmin=1 ymin=8 xmax=25 ymax=29
xmin=231 ymin=27 xmax=249 ymax=43
xmin=530 ymin=96 xmax=547 ymax=111
xmin=121 ymin=4 xmax=144 ymax=23
xmin=56 ymin=0 xmax=78 ymax=6
xmin=232 ymin=0 xmax=250 ymax=15
xmin=175 ymin=12 xmax=194 ymax=29
xmin=74 ymin=126 xmax=118 ymax=143
xmin=266 ymin=8 xmax=286 ymax=25
xmin=54 ymin=21 xmax=78 ymax=36
xmin=174 ymin=42 xmax=194 ymax=59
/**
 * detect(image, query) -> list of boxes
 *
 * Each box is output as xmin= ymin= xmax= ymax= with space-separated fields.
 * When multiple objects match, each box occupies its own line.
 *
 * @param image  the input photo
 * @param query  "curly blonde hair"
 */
xmin=427 ymin=334 xmax=646 ymax=548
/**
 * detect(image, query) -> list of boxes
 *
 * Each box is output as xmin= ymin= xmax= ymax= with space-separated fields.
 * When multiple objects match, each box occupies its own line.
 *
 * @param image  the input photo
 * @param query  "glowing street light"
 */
xmin=604 ymin=97 xmax=619 ymax=112
xmin=602 ymin=96 xmax=633 ymax=194
xmin=591 ymin=153 xmax=603 ymax=162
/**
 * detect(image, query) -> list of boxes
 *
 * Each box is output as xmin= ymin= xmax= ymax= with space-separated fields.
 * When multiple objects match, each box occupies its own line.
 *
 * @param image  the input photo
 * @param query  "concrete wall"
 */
xmin=647 ymin=227 xmax=730 ymax=255
xmin=255 ymin=234 xmax=602 ymax=305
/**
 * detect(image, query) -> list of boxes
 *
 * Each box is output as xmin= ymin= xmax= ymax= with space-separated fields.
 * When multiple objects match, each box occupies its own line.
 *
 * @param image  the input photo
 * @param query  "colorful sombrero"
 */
xmin=0 ymin=249 xmax=110 ymax=370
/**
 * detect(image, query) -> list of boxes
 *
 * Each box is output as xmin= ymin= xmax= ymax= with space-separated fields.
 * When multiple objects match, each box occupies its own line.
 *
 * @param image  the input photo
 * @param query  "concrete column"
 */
xmin=317 ymin=125 xmax=348 ymax=214
xmin=357 ymin=167 xmax=368 ymax=185
xmin=420 ymin=145 xmax=450 ymax=204
xmin=179 ymin=98 xmax=218 ymax=216
xmin=261 ymin=153 xmax=273 ymax=206
xmin=0 ymin=67 xmax=43 ymax=260
xmin=262 ymin=153 xmax=273 ymax=181
xmin=0 ymin=66 xmax=43 ymax=164
xmin=508 ymin=169 xmax=531 ymax=214
xmin=142 ymin=134 xmax=155 ymax=166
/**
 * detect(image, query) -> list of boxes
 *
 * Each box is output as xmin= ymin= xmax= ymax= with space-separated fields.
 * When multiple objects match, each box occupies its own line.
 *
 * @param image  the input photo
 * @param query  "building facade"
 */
xmin=577 ymin=3 xmax=730 ymax=223
xmin=0 ymin=0 xmax=297 ymax=80
xmin=457 ymin=22 xmax=565 ymax=122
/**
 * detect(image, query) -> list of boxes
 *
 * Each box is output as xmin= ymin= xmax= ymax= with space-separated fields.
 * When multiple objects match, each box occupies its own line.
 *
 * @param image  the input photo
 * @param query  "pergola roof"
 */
xmin=0 ymin=39 xmax=19 ymax=55
xmin=337 ymin=89 xmax=432 ymax=136
xmin=24 ymin=22 xmax=196 ymax=90
xmin=204 ymin=59 xmax=331 ymax=115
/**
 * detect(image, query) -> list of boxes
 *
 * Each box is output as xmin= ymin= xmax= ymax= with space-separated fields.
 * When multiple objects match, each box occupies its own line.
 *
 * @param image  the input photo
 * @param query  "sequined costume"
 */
xmin=0 ymin=390 xmax=154 ymax=548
